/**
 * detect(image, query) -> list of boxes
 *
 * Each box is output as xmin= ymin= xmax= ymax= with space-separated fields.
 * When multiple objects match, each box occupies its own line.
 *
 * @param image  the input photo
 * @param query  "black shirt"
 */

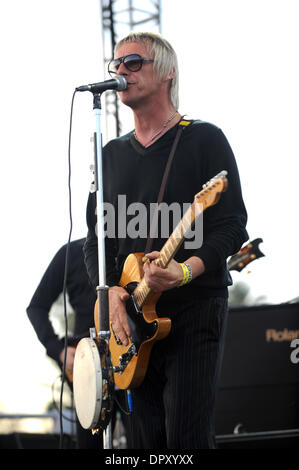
xmin=27 ymin=239 xmax=96 ymax=361
xmin=84 ymin=120 xmax=248 ymax=308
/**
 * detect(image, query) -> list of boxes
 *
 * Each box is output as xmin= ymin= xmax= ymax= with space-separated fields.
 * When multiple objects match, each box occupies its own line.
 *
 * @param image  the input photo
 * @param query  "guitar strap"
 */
xmin=144 ymin=119 xmax=192 ymax=254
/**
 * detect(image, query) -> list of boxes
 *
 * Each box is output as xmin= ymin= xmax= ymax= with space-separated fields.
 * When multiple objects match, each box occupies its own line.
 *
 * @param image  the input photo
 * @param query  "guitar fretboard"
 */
xmin=133 ymin=203 xmax=198 ymax=308
xmin=132 ymin=173 xmax=228 ymax=308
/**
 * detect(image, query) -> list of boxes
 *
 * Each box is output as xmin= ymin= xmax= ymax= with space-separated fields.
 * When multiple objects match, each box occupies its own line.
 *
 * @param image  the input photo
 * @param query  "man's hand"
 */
xmin=108 ymin=286 xmax=130 ymax=346
xmin=143 ymin=251 xmax=206 ymax=292
xmin=59 ymin=346 xmax=76 ymax=373
xmin=143 ymin=251 xmax=183 ymax=292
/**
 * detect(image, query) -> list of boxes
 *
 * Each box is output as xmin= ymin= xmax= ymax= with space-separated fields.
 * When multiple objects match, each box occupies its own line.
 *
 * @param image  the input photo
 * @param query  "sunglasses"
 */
xmin=108 ymin=54 xmax=154 ymax=76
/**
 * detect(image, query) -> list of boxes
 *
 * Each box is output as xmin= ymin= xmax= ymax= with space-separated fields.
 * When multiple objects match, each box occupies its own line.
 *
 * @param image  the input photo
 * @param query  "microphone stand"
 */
xmin=92 ymin=91 xmax=113 ymax=450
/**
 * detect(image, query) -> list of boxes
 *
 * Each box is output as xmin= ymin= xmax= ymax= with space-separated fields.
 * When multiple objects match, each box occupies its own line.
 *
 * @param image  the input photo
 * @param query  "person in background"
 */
xmin=26 ymin=238 xmax=100 ymax=449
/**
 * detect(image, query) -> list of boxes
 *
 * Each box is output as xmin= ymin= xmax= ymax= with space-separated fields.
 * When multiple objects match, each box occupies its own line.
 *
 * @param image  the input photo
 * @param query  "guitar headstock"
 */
xmin=194 ymin=170 xmax=228 ymax=209
xmin=228 ymin=238 xmax=265 ymax=272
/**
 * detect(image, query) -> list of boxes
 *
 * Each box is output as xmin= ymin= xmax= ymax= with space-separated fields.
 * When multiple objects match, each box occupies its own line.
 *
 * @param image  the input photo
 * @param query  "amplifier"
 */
xmin=215 ymin=302 xmax=299 ymax=435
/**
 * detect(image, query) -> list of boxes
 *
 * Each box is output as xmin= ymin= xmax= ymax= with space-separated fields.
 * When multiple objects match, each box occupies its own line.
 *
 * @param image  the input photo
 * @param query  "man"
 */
xmin=84 ymin=32 xmax=248 ymax=449
xmin=27 ymin=238 xmax=100 ymax=449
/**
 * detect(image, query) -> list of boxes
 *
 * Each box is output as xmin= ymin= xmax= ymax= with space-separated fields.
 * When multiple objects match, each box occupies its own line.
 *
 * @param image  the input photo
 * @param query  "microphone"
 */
xmin=76 ymin=75 xmax=127 ymax=93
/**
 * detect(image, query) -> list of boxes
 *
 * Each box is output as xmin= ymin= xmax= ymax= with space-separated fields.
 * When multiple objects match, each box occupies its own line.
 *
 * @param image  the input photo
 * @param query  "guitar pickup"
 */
xmin=114 ymin=344 xmax=137 ymax=374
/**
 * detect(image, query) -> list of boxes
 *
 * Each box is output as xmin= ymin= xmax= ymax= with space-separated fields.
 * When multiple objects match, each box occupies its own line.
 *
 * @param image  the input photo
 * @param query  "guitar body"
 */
xmin=94 ymin=253 xmax=172 ymax=390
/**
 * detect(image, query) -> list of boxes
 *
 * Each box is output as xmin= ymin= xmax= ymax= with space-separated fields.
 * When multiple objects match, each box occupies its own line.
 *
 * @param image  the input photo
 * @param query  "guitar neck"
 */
xmin=133 ymin=203 xmax=197 ymax=308
xmin=132 ymin=170 xmax=228 ymax=308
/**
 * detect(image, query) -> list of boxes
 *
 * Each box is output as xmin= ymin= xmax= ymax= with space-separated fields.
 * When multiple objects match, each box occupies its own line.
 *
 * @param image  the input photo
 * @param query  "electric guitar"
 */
xmin=94 ymin=171 xmax=228 ymax=390
xmin=228 ymin=238 xmax=265 ymax=272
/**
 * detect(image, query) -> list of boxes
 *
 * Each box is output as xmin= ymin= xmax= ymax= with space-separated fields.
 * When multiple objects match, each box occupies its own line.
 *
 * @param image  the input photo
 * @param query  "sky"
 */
xmin=0 ymin=0 xmax=298 ymax=426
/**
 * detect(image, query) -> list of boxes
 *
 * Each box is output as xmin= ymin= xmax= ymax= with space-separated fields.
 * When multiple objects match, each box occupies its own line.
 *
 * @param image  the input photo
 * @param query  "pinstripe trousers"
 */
xmin=125 ymin=296 xmax=228 ymax=449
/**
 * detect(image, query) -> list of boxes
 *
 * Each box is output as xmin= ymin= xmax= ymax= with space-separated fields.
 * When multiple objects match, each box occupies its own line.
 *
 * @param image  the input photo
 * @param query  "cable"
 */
xmin=52 ymin=375 xmax=77 ymax=423
xmin=113 ymin=392 xmax=132 ymax=417
xmin=59 ymin=89 xmax=77 ymax=449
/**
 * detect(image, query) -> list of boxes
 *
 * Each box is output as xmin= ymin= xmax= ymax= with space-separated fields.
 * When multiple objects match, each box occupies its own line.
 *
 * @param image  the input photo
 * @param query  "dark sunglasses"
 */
xmin=108 ymin=54 xmax=154 ymax=76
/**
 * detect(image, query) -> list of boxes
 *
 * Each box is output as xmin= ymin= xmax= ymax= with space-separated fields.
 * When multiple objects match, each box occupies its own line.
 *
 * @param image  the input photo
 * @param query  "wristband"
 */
xmin=178 ymin=263 xmax=192 ymax=287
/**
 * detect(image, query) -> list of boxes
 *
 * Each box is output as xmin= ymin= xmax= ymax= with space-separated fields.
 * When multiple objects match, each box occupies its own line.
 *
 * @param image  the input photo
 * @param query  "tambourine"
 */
xmin=73 ymin=337 xmax=113 ymax=430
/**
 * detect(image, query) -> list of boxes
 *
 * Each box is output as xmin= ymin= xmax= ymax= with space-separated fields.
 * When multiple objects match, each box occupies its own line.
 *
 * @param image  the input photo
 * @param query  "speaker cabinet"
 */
xmin=215 ymin=302 xmax=299 ymax=435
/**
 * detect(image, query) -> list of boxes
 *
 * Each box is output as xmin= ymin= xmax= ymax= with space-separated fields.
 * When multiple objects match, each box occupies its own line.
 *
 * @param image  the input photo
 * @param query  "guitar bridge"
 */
xmin=114 ymin=344 xmax=137 ymax=374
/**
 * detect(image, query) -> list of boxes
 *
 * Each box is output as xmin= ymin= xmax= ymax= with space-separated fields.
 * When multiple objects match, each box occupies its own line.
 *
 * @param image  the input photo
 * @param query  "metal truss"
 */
xmin=100 ymin=0 xmax=161 ymax=140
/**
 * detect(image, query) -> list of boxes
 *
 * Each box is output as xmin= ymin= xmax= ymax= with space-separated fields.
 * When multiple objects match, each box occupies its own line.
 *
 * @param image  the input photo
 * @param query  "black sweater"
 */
xmin=84 ymin=120 xmax=248 ymax=308
xmin=27 ymin=239 xmax=96 ymax=361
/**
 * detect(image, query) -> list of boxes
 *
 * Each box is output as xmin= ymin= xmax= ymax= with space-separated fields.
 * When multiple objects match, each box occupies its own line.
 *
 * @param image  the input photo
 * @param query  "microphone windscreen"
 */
xmin=115 ymin=75 xmax=127 ymax=91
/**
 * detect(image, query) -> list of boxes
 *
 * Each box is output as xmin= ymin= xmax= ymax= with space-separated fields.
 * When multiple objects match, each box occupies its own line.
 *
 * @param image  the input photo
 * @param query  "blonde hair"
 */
xmin=115 ymin=32 xmax=179 ymax=109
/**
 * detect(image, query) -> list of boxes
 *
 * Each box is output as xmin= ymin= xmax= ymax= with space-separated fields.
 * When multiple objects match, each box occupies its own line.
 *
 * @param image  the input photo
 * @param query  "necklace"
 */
xmin=134 ymin=111 xmax=178 ymax=147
